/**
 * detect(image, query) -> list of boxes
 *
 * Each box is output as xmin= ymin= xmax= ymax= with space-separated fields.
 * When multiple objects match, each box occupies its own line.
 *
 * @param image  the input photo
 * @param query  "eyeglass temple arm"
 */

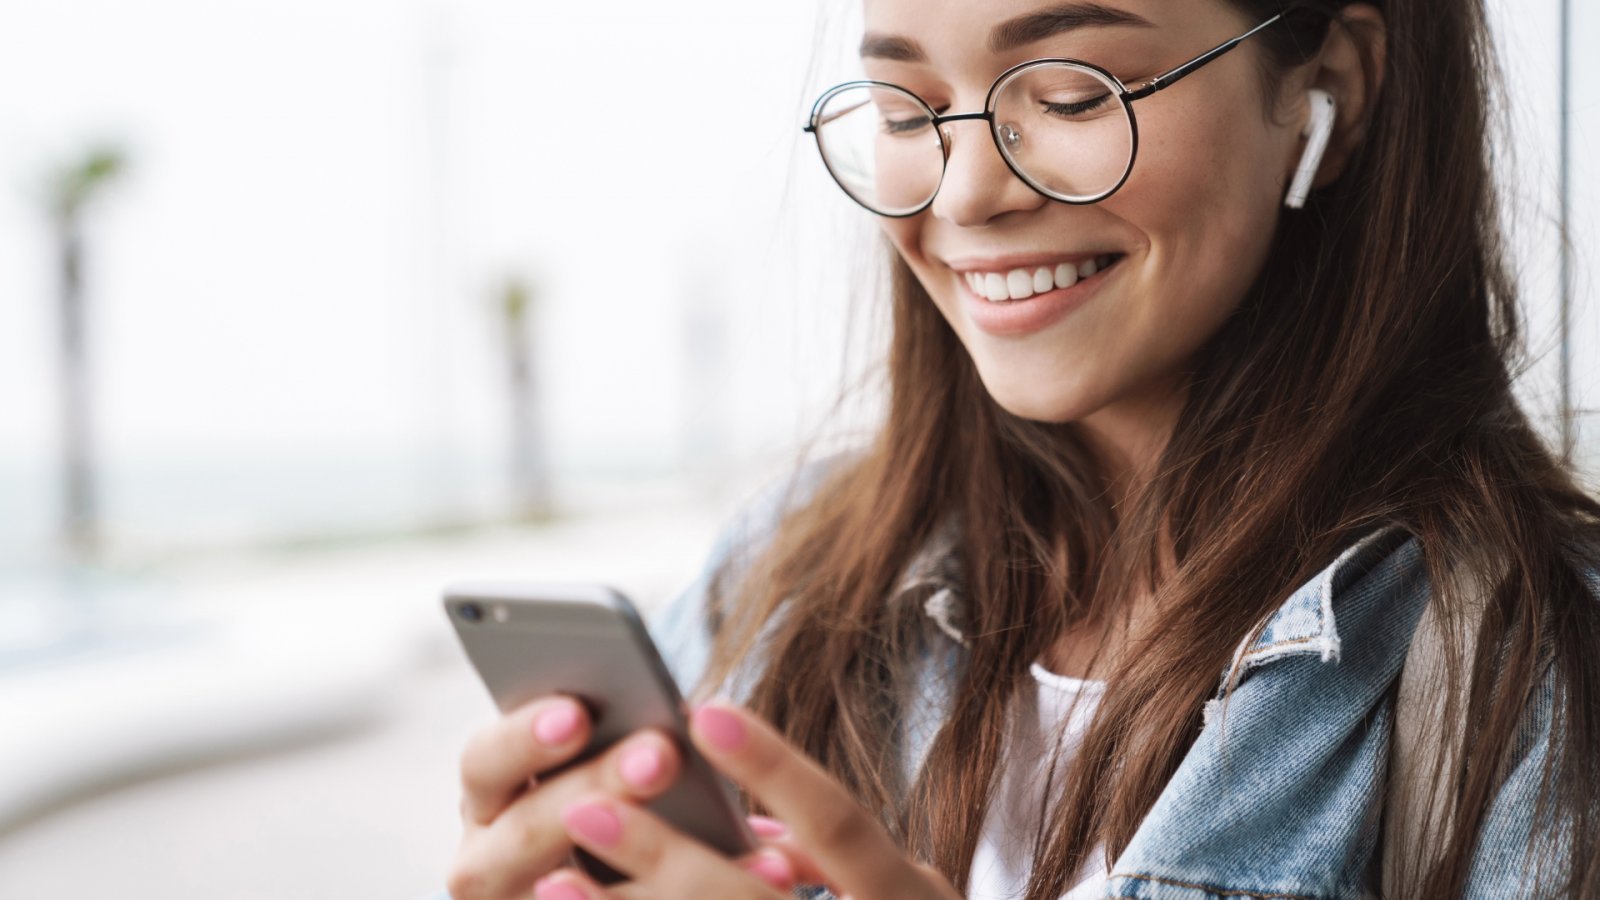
xmin=805 ymin=98 xmax=872 ymax=132
xmin=1123 ymin=12 xmax=1284 ymax=102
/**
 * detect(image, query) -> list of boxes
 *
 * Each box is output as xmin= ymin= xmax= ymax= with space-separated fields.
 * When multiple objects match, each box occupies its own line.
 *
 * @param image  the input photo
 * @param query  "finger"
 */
xmin=755 ymin=838 xmax=830 ymax=889
xmin=558 ymin=795 xmax=790 ymax=899
xmin=747 ymin=814 xmax=788 ymax=840
xmin=461 ymin=696 xmax=591 ymax=825
xmin=744 ymin=816 xmax=835 ymax=888
xmin=534 ymin=839 xmax=800 ymax=896
xmin=689 ymin=703 xmax=919 ymax=898
xmin=529 ymin=868 xmax=613 ymax=900
xmin=604 ymin=848 xmax=797 ymax=900
xmin=740 ymin=847 xmax=802 ymax=892
xmin=534 ymin=867 xmax=665 ymax=900
xmin=471 ymin=730 xmax=683 ymax=896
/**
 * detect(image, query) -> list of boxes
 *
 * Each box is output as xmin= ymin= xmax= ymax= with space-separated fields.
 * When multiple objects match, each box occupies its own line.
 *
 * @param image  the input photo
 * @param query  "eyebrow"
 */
xmin=859 ymin=33 xmax=926 ymax=62
xmin=859 ymin=3 xmax=1154 ymax=62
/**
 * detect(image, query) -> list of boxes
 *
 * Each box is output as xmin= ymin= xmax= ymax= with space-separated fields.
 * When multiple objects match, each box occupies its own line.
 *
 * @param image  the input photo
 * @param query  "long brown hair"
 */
xmin=702 ymin=1 xmax=1600 ymax=896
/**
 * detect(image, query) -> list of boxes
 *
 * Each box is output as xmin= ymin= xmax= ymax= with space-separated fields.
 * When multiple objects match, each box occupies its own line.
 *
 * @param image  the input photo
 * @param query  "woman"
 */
xmin=446 ymin=0 xmax=1600 ymax=897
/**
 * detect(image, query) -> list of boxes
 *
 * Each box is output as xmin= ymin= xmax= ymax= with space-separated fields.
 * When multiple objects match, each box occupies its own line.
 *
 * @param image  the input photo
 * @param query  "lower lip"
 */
xmin=961 ymin=260 xmax=1121 ymax=338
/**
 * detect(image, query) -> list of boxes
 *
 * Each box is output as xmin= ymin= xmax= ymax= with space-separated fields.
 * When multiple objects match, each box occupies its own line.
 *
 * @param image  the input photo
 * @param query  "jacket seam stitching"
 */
xmin=1246 ymin=636 xmax=1324 ymax=655
xmin=1235 ymin=526 xmax=1410 ymax=665
xmin=1239 ymin=635 xmax=1339 ymax=666
xmin=1110 ymin=872 xmax=1315 ymax=899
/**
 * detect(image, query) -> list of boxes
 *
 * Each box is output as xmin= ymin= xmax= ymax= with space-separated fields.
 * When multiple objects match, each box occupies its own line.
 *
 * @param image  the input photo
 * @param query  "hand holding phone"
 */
xmin=443 ymin=582 xmax=755 ymax=890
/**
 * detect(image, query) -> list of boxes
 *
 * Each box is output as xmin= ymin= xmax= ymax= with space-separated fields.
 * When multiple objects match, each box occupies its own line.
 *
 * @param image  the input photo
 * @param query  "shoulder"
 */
xmin=1227 ymin=524 xmax=1600 ymax=700
xmin=1458 ymin=540 xmax=1600 ymax=893
xmin=1374 ymin=530 xmax=1600 ymax=894
xmin=1115 ymin=526 xmax=1432 ymax=896
xmin=647 ymin=449 xmax=860 ymax=694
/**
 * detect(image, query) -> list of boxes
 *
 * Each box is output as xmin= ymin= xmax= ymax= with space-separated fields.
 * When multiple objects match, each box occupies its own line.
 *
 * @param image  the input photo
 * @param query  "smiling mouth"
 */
xmin=960 ymin=254 xmax=1125 ymax=303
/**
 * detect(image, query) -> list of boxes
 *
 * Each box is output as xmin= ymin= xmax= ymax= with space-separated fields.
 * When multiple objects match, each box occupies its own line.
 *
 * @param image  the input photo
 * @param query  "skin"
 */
xmin=447 ymin=2 xmax=1386 ymax=897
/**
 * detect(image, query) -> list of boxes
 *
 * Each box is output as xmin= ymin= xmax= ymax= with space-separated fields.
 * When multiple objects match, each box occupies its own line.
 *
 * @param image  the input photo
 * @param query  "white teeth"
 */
xmin=983 ymin=273 xmax=1009 ymax=302
xmin=962 ymin=256 xmax=1117 ymax=302
xmin=1032 ymin=267 xmax=1054 ymax=294
xmin=1006 ymin=269 xmax=1034 ymax=300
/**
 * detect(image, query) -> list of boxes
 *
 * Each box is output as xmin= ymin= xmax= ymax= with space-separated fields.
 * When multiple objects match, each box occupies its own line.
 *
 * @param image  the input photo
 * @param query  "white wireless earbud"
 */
xmin=1285 ymin=88 xmax=1337 ymax=209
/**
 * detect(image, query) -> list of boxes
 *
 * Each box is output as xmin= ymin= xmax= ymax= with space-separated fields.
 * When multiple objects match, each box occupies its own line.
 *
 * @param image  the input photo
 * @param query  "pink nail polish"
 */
xmin=562 ymin=802 xmax=623 ymax=847
xmin=744 ymin=849 xmax=795 ymax=890
xmin=533 ymin=876 xmax=588 ymax=900
xmin=619 ymin=744 xmax=663 ymax=789
xmin=534 ymin=703 xmax=581 ymax=746
xmin=747 ymin=815 xmax=789 ymax=839
xmin=692 ymin=705 xmax=746 ymax=752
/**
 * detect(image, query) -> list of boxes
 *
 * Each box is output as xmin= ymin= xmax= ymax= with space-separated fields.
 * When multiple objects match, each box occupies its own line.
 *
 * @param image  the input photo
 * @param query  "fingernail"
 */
xmin=692 ymin=705 xmax=746 ymax=752
xmin=619 ymin=744 xmax=663 ymax=789
xmin=533 ymin=876 xmax=587 ymax=900
xmin=534 ymin=702 xmax=581 ymax=746
xmin=744 ymin=849 xmax=795 ymax=890
xmin=562 ymin=801 xmax=622 ymax=847
xmin=747 ymin=815 xmax=788 ymax=839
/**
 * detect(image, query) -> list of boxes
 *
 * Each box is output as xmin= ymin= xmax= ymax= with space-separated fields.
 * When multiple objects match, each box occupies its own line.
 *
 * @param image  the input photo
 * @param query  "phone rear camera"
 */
xmin=457 ymin=602 xmax=484 ymax=622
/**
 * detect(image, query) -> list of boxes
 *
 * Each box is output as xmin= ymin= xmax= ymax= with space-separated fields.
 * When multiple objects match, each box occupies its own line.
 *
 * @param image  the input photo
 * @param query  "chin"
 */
xmin=976 ymin=374 xmax=1100 ymax=425
xmin=991 ymin=398 xmax=1085 ymax=425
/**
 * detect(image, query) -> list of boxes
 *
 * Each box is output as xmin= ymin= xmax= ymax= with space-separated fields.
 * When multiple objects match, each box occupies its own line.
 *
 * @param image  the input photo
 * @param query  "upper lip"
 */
xmin=939 ymin=251 xmax=1123 ymax=273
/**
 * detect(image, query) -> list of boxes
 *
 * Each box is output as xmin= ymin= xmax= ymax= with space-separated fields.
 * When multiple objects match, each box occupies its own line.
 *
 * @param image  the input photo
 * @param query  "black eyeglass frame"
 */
xmin=804 ymin=11 xmax=1290 ymax=217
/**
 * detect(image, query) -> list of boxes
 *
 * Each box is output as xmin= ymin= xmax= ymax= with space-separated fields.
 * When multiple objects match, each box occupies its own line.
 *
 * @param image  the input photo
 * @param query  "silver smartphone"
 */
xmin=443 ymin=582 xmax=755 ymax=880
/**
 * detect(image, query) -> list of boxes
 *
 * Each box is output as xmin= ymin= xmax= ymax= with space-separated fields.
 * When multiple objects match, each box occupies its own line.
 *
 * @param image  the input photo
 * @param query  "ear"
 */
xmin=1285 ymin=3 xmax=1387 ymax=189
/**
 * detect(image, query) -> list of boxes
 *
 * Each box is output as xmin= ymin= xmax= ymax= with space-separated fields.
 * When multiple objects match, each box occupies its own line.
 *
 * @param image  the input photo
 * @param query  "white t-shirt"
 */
xmin=966 ymin=662 xmax=1110 ymax=900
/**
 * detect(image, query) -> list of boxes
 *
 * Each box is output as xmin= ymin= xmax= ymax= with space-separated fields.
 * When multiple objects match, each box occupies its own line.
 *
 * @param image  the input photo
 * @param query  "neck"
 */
xmin=1040 ymin=375 xmax=1187 ymax=679
xmin=1073 ymin=373 xmax=1188 ymax=509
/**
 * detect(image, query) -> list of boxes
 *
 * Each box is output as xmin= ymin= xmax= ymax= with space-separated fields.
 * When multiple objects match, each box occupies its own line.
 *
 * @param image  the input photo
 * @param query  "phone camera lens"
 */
xmin=458 ymin=602 xmax=484 ymax=623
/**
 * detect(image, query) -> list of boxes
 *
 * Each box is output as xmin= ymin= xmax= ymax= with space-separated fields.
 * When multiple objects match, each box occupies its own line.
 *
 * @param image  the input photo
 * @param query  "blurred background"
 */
xmin=0 ymin=0 xmax=1594 ymax=897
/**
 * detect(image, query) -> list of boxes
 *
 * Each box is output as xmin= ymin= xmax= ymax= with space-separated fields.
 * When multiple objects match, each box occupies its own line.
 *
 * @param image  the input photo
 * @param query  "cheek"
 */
xmin=879 ymin=216 xmax=954 ymax=311
xmin=879 ymin=217 xmax=922 ymax=264
xmin=1107 ymin=101 xmax=1286 ymax=330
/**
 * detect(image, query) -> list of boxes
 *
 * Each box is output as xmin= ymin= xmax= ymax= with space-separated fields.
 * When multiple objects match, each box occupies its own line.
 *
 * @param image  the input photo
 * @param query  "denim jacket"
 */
xmin=649 ymin=463 xmax=1583 ymax=900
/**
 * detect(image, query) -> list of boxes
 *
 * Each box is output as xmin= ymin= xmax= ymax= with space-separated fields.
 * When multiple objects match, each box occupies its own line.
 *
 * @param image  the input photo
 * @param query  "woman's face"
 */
xmin=864 ymin=0 xmax=1305 ymax=426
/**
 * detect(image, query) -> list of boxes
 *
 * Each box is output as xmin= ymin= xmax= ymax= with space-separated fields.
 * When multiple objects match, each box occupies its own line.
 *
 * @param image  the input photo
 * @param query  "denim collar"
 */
xmin=889 ymin=516 xmax=969 ymax=643
xmin=891 ymin=518 xmax=1408 ymax=672
xmin=1231 ymin=524 xmax=1409 ymax=669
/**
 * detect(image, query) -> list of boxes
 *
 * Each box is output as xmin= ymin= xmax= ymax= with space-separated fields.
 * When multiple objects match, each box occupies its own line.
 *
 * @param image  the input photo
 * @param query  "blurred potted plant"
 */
xmin=47 ymin=144 xmax=125 ymax=561
xmin=497 ymin=276 xmax=553 ymax=520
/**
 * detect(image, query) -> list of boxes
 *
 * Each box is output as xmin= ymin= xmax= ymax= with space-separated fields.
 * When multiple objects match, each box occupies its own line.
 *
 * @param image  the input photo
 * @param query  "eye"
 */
xmin=877 ymin=101 xmax=945 ymax=136
xmin=882 ymin=113 xmax=935 ymax=135
xmin=1040 ymin=92 xmax=1115 ymax=118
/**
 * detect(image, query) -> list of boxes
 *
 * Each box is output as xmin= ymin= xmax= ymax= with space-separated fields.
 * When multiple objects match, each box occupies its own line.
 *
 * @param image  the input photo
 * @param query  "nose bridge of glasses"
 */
xmin=931 ymin=110 xmax=995 ymax=158
xmin=934 ymin=111 xmax=992 ymax=125
xmin=933 ymin=109 xmax=992 ymax=132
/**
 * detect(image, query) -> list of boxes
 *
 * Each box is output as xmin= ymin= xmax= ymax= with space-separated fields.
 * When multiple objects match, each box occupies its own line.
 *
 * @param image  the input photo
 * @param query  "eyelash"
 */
xmin=882 ymin=103 xmax=950 ymax=135
xmin=1043 ymin=94 xmax=1113 ymax=116
xmin=883 ymin=115 xmax=934 ymax=135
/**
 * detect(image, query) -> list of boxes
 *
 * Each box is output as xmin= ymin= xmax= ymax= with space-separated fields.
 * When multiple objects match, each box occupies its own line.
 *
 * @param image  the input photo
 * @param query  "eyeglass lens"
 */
xmin=812 ymin=62 xmax=1136 ymax=215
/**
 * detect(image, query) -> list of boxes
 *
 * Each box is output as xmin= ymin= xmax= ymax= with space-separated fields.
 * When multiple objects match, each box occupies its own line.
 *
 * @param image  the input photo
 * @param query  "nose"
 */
xmin=929 ymin=117 xmax=1048 ymax=227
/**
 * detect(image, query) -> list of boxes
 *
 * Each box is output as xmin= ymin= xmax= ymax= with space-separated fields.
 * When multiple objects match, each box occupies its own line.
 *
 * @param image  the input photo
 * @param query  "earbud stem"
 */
xmin=1286 ymin=89 xmax=1337 ymax=209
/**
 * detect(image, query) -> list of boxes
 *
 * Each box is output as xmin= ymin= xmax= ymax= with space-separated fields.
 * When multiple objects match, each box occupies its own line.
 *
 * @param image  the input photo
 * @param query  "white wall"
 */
xmin=1565 ymin=0 xmax=1600 ymax=475
xmin=0 ymin=0 xmax=1593 ymax=563
xmin=1488 ymin=0 xmax=1599 ymax=478
xmin=0 ymin=0 xmax=871 ymax=560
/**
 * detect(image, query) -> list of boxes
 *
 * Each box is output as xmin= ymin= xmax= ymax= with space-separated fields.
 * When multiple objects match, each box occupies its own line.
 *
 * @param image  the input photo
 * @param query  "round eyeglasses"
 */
xmin=804 ymin=12 xmax=1289 ymax=217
